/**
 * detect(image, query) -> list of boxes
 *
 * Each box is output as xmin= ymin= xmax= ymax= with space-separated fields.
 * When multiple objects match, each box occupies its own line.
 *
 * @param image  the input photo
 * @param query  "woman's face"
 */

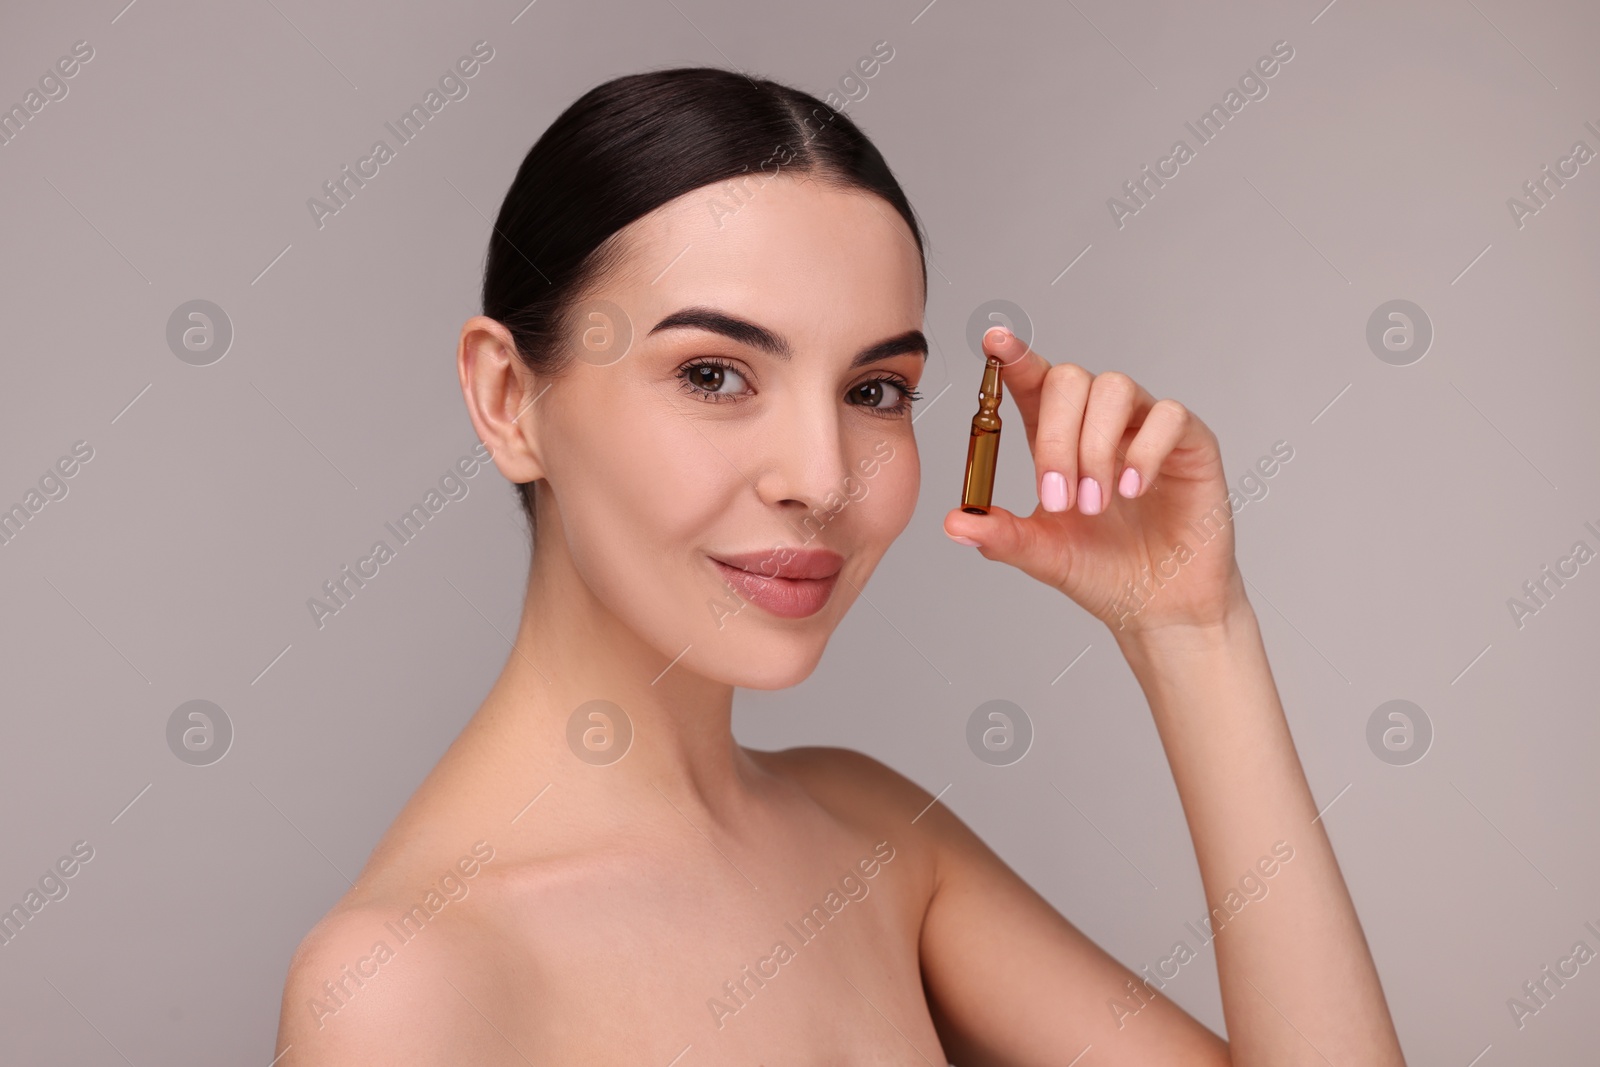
xmin=530 ymin=172 xmax=926 ymax=690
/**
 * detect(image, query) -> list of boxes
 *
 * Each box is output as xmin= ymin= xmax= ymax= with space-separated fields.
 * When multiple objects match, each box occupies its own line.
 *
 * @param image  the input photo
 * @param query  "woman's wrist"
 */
xmin=1108 ymin=568 xmax=1256 ymax=664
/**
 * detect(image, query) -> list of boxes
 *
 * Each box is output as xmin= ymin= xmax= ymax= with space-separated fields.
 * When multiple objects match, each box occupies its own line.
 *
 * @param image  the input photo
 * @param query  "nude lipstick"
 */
xmin=709 ymin=548 xmax=844 ymax=620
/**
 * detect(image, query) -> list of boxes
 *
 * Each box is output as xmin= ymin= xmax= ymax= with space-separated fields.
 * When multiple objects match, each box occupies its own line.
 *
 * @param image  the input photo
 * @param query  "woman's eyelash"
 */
xmin=674 ymin=357 xmax=921 ymax=415
xmin=854 ymin=375 xmax=921 ymax=415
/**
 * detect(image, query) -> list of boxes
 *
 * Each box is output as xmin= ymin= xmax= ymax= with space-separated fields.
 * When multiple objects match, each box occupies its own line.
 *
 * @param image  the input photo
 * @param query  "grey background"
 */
xmin=2 ymin=0 xmax=1597 ymax=1062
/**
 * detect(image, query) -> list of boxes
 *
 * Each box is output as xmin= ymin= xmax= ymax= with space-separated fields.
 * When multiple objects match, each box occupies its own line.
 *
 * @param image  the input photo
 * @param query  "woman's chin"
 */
xmin=733 ymin=663 xmax=820 ymax=691
xmin=705 ymin=637 xmax=829 ymax=691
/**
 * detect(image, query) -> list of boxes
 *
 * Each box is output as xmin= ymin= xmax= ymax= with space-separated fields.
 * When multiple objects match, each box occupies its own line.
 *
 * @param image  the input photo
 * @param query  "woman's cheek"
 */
xmin=862 ymin=437 xmax=919 ymax=544
xmin=558 ymin=425 xmax=714 ymax=627
xmin=584 ymin=407 xmax=738 ymax=554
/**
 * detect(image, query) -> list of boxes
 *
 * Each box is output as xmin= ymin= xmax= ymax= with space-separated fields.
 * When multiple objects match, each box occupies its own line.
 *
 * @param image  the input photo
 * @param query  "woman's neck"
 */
xmin=451 ymin=525 xmax=766 ymax=830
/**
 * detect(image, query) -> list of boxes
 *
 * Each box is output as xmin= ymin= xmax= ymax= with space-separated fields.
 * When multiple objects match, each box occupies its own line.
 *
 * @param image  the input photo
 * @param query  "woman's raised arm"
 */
xmin=939 ymin=326 xmax=1405 ymax=1065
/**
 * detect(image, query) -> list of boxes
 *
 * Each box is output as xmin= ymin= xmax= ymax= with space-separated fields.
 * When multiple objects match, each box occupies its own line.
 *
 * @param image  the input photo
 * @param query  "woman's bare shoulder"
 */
xmin=274 ymin=843 xmax=523 ymax=1065
xmin=748 ymin=744 xmax=952 ymax=856
xmin=749 ymin=744 xmax=1007 ymax=881
xmin=275 ymin=904 xmax=482 ymax=1063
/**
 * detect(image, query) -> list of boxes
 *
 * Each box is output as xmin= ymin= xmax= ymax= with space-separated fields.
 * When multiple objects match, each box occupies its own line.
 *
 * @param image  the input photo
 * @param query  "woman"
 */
xmin=275 ymin=67 xmax=1406 ymax=1064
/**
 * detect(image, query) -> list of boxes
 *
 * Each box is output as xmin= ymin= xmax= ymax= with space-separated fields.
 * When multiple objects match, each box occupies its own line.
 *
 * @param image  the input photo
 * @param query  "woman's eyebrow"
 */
xmin=647 ymin=306 xmax=927 ymax=367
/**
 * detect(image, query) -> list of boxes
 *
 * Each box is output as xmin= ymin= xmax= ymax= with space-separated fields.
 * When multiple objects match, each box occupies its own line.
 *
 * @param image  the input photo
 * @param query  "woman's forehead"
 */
xmin=620 ymin=176 xmax=919 ymax=275
xmin=602 ymin=183 xmax=923 ymax=334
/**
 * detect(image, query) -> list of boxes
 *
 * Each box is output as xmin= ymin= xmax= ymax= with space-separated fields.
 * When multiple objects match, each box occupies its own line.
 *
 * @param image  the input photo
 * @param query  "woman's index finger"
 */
xmin=983 ymin=327 xmax=1052 ymax=453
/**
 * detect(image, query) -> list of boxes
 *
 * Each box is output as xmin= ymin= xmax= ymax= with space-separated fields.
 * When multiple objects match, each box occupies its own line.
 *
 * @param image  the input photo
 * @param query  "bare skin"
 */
xmin=273 ymin=172 xmax=1406 ymax=1065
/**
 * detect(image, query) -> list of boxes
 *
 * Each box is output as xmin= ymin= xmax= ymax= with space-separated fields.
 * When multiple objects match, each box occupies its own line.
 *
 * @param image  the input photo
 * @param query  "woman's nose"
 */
xmin=753 ymin=398 xmax=852 ymax=515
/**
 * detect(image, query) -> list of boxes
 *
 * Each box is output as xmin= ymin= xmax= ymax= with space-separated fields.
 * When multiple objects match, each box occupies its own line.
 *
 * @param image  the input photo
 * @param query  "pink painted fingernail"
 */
xmin=951 ymin=534 xmax=981 ymax=546
xmin=1078 ymin=477 xmax=1101 ymax=515
xmin=1119 ymin=466 xmax=1141 ymax=497
xmin=1040 ymin=470 xmax=1067 ymax=512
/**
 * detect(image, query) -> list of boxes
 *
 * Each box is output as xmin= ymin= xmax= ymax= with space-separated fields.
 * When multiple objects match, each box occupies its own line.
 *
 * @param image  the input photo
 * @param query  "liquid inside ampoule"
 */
xmin=960 ymin=355 xmax=1004 ymax=514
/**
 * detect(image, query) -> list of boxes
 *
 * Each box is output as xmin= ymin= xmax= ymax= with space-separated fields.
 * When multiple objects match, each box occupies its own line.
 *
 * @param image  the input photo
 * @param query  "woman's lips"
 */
xmin=709 ymin=555 xmax=842 ymax=619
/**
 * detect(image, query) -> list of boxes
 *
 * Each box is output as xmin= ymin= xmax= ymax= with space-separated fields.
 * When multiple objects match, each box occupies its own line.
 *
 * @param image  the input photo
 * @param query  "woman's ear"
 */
xmin=457 ymin=315 xmax=547 ymax=484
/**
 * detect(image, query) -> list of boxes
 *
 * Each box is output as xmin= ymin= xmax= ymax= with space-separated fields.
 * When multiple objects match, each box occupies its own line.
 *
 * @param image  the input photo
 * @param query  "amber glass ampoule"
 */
xmin=960 ymin=355 xmax=1004 ymax=514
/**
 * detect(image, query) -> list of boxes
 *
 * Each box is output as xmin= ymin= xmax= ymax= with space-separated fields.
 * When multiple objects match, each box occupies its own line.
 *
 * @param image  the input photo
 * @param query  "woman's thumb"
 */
xmin=943 ymin=505 xmax=1054 ymax=574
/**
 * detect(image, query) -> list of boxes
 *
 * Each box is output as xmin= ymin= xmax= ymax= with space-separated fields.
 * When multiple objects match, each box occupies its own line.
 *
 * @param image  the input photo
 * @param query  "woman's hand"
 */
xmin=943 ymin=327 xmax=1244 ymax=637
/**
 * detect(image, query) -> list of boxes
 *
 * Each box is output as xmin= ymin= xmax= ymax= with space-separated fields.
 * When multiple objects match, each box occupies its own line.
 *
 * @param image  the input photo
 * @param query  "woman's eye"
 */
xmin=850 ymin=377 xmax=920 ymax=413
xmin=678 ymin=359 xmax=750 ymax=401
xmin=852 ymin=379 xmax=897 ymax=408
